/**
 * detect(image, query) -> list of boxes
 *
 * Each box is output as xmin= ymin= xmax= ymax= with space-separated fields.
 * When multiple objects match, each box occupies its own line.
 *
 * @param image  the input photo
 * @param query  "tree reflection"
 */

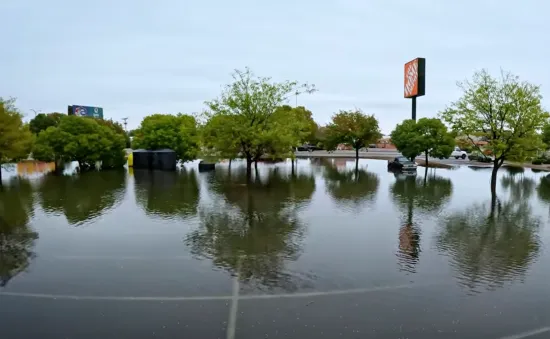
xmin=390 ymin=169 xmax=453 ymax=273
xmin=436 ymin=197 xmax=541 ymax=292
xmin=0 ymin=178 xmax=38 ymax=287
xmin=38 ymin=171 xmax=126 ymax=225
xmin=322 ymin=159 xmax=379 ymax=208
xmin=501 ymin=172 xmax=535 ymax=201
xmin=185 ymin=166 xmax=315 ymax=292
xmin=134 ymin=168 xmax=200 ymax=220
xmin=536 ymin=174 xmax=550 ymax=204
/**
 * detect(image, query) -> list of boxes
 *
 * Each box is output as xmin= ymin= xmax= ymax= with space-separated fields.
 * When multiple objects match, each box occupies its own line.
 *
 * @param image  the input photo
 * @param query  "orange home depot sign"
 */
xmin=404 ymin=58 xmax=426 ymax=98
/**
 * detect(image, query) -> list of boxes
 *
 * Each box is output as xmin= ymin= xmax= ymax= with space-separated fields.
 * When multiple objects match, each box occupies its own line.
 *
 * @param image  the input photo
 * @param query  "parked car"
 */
xmin=451 ymin=147 xmax=468 ymax=159
xmin=368 ymin=144 xmax=377 ymax=148
xmin=388 ymin=156 xmax=417 ymax=171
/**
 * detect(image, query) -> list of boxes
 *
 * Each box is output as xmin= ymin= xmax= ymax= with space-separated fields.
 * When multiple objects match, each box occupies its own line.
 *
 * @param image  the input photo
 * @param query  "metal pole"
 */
xmin=411 ymin=97 xmax=417 ymax=121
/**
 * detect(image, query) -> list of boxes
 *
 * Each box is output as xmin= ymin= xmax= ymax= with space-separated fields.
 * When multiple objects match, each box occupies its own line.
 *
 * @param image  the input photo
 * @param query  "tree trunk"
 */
xmin=54 ymin=158 xmax=63 ymax=175
xmin=355 ymin=158 xmax=359 ymax=174
xmin=425 ymin=152 xmax=429 ymax=169
xmin=254 ymin=160 xmax=258 ymax=171
xmin=228 ymin=158 xmax=232 ymax=168
xmin=355 ymin=147 xmax=359 ymax=162
xmin=0 ymin=164 xmax=3 ymax=186
xmin=246 ymin=157 xmax=252 ymax=179
xmin=490 ymin=159 xmax=500 ymax=196
xmin=291 ymin=159 xmax=295 ymax=176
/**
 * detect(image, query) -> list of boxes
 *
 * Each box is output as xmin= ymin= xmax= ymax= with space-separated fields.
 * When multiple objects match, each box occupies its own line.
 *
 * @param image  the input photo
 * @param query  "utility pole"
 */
xmin=122 ymin=117 xmax=128 ymax=132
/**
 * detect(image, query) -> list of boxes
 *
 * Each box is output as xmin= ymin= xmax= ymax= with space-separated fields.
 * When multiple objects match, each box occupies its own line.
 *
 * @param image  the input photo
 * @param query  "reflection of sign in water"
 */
xmin=69 ymin=105 xmax=104 ymax=119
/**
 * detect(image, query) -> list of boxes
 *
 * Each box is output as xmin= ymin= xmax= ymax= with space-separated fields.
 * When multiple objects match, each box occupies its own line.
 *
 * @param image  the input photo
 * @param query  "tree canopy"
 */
xmin=390 ymin=118 xmax=455 ymax=165
xmin=204 ymin=68 xmax=315 ymax=174
xmin=132 ymin=113 xmax=199 ymax=163
xmin=325 ymin=110 xmax=381 ymax=160
xmin=0 ymin=98 xmax=33 ymax=182
xmin=32 ymin=115 xmax=126 ymax=171
xmin=440 ymin=69 xmax=549 ymax=194
xmin=28 ymin=112 xmax=64 ymax=135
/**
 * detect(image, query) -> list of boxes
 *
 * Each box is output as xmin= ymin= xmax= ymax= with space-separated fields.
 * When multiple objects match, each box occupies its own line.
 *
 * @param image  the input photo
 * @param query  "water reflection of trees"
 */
xmin=185 ymin=166 xmax=315 ymax=292
xmin=436 ymin=197 xmax=541 ymax=292
xmin=38 ymin=171 xmax=126 ymax=225
xmin=500 ymin=171 xmax=535 ymax=201
xmin=536 ymin=174 xmax=550 ymax=204
xmin=322 ymin=159 xmax=379 ymax=209
xmin=390 ymin=170 xmax=453 ymax=273
xmin=0 ymin=178 xmax=38 ymax=287
xmin=134 ymin=168 xmax=200 ymax=220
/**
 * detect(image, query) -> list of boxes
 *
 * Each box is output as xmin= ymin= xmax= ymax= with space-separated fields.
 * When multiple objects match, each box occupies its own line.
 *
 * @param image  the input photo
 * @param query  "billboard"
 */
xmin=68 ymin=105 xmax=103 ymax=119
xmin=404 ymin=58 xmax=426 ymax=98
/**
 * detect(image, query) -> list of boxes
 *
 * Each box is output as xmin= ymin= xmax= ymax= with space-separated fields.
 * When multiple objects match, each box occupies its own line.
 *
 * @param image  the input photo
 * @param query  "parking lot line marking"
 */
xmin=0 ymin=282 xmax=438 ymax=301
xmin=499 ymin=327 xmax=550 ymax=339
xmin=0 ymin=292 xmax=232 ymax=301
xmin=226 ymin=257 xmax=242 ymax=339
xmin=239 ymin=282 xmax=435 ymax=300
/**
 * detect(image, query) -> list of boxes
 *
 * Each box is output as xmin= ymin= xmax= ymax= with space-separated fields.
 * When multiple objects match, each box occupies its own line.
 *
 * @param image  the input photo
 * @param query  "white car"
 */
xmin=451 ymin=147 xmax=468 ymax=160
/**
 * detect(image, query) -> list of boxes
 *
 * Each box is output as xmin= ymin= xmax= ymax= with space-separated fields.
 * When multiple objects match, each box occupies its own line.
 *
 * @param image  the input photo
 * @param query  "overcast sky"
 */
xmin=2 ymin=0 xmax=549 ymax=134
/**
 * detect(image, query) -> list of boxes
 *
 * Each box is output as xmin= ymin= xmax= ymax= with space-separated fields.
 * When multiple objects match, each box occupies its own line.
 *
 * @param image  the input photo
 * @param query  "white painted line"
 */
xmin=0 ymin=282 xmax=436 ymax=302
xmin=226 ymin=258 xmax=242 ymax=339
xmin=499 ymin=327 xmax=550 ymax=339
xmin=239 ymin=282 xmax=436 ymax=300
xmin=0 ymin=291 xmax=232 ymax=301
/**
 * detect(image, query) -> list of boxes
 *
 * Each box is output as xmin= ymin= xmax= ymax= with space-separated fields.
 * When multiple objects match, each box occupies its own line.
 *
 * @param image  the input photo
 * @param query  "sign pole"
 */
xmin=412 ymin=96 xmax=417 ymax=121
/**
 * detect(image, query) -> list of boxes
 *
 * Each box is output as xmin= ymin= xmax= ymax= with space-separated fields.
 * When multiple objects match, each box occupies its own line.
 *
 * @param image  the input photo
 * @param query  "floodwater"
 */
xmin=1 ymin=158 xmax=550 ymax=339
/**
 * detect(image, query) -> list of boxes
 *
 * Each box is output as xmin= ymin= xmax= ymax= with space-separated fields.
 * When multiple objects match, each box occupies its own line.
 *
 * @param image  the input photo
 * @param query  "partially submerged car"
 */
xmin=388 ymin=156 xmax=417 ymax=171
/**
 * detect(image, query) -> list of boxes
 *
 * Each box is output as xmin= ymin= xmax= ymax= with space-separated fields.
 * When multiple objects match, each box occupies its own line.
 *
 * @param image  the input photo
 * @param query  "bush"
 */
xmin=532 ymin=159 xmax=543 ymax=165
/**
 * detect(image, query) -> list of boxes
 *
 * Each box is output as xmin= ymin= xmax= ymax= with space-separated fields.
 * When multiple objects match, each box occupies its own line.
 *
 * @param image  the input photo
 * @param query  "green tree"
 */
xmin=391 ymin=118 xmax=455 ymax=166
xmin=325 ymin=110 xmax=381 ymax=162
xmin=132 ymin=114 xmax=199 ymax=163
xmin=96 ymin=118 xmax=131 ymax=149
xmin=0 ymin=177 xmax=39 ymax=287
xmin=275 ymin=105 xmax=318 ymax=144
xmin=32 ymin=115 xmax=126 ymax=171
xmin=200 ymin=114 xmax=241 ymax=163
xmin=28 ymin=112 xmax=64 ymax=135
xmin=205 ymin=68 xmax=315 ymax=176
xmin=0 ymin=98 xmax=34 ymax=183
xmin=440 ymin=69 xmax=549 ymax=195
xmin=38 ymin=171 xmax=126 ymax=225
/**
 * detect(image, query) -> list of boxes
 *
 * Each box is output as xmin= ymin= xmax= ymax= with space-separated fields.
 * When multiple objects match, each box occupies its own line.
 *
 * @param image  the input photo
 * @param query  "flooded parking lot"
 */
xmin=1 ymin=158 xmax=550 ymax=338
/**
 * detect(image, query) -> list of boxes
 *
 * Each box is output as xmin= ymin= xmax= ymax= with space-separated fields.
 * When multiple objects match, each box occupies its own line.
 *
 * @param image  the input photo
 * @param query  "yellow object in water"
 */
xmin=127 ymin=153 xmax=133 ymax=167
